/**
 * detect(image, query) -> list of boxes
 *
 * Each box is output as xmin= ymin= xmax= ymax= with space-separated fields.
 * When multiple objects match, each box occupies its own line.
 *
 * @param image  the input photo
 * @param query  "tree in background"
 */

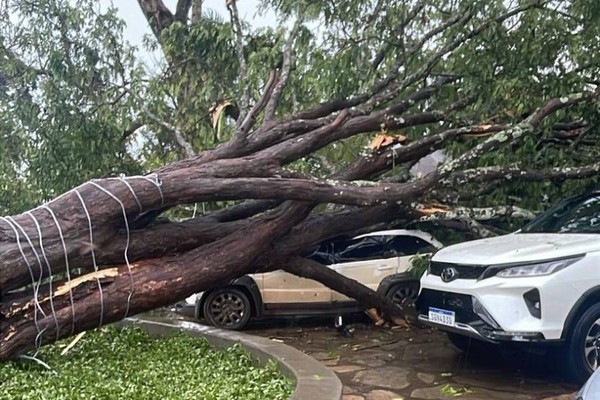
xmin=1 ymin=0 xmax=599 ymax=359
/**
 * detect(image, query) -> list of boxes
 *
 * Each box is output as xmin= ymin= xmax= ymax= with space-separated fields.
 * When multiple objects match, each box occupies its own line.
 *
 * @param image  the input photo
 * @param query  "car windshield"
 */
xmin=521 ymin=193 xmax=600 ymax=234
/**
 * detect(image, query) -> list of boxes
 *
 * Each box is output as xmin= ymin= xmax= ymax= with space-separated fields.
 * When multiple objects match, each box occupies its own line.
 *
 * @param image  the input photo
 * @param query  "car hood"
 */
xmin=432 ymin=233 xmax=600 ymax=266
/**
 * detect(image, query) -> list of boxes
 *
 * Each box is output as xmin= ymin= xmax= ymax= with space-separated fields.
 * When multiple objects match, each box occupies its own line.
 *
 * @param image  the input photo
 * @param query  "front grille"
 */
xmin=416 ymin=289 xmax=478 ymax=324
xmin=429 ymin=261 xmax=485 ymax=280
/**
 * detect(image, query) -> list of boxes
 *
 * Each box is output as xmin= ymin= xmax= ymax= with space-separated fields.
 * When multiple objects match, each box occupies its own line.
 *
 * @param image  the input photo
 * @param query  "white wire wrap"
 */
xmin=0 ymin=217 xmax=46 ymax=349
xmin=17 ymin=354 xmax=57 ymax=375
xmin=73 ymin=189 xmax=105 ymax=328
xmin=86 ymin=181 xmax=135 ymax=318
xmin=118 ymin=177 xmax=143 ymax=212
xmin=4 ymin=216 xmax=49 ymax=352
xmin=127 ymin=174 xmax=164 ymax=207
xmin=40 ymin=205 xmax=76 ymax=336
xmin=26 ymin=211 xmax=61 ymax=340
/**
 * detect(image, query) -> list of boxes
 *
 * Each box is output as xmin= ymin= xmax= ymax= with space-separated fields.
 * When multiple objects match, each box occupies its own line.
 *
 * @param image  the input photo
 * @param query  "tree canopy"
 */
xmin=1 ymin=0 xmax=600 ymax=359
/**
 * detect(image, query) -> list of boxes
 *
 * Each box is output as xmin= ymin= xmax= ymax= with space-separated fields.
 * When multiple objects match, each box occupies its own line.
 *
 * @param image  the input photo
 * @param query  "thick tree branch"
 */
xmin=451 ymin=162 xmax=600 ymax=184
xmin=281 ymin=257 xmax=405 ymax=318
xmin=139 ymin=172 xmax=438 ymax=208
xmin=337 ymin=124 xmax=506 ymax=181
xmin=440 ymin=91 xmax=599 ymax=174
xmin=227 ymin=0 xmax=250 ymax=123
xmin=191 ymin=0 xmax=202 ymax=23
xmin=264 ymin=18 xmax=302 ymax=123
xmin=174 ymin=0 xmax=192 ymax=23
xmin=137 ymin=0 xmax=174 ymax=42
xmin=418 ymin=205 xmax=536 ymax=222
xmin=238 ymin=70 xmax=279 ymax=135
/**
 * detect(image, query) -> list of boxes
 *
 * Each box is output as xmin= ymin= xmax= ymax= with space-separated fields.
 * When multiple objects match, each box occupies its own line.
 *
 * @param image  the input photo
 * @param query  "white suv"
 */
xmin=417 ymin=191 xmax=600 ymax=382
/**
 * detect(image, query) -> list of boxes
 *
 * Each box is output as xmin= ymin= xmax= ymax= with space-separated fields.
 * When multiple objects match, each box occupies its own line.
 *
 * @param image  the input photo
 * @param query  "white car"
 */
xmin=417 ymin=191 xmax=600 ymax=382
xmin=182 ymin=230 xmax=442 ymax=330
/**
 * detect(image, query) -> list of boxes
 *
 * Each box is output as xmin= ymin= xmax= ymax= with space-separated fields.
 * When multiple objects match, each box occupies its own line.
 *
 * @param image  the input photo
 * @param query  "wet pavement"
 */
xmin=245 ymin=316 xmax=578 ymax=400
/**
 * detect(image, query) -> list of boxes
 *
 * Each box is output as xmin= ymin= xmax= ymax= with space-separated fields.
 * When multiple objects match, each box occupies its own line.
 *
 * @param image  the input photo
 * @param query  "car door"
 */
xmin=388 ymin=235 xmax=439 ymax=273
xmin=258 ymin=240 xmax=337 ymax=305
xmin=330 ymin=235 xmax=398 ymax=302
xmin=259 ymin=270 xmax=333 ymax=304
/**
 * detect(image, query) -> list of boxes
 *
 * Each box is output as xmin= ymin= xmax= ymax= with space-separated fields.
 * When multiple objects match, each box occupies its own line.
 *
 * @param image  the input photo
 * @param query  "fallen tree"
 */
xmin=1 ymin=89 xmax=598 ymax=359
xmin=1 ymin=0 xmax=600 ymax=360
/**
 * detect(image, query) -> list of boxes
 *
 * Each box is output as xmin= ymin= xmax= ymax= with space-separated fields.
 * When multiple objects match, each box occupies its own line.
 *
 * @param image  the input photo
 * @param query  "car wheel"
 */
xmin=567 ymin=303 xmax=600 ymax=383
xmin=446 ymin=332 xmax=494 ymax=355
xmin=387 ymin=281 xmax=419 ymax=308
xmin=202 ymin=288 xmax=252 ymax=330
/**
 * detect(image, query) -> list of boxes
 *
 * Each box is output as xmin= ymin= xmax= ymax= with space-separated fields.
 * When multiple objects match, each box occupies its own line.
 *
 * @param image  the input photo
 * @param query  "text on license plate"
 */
xmin=428 ymin=307 xmax=455 ymax=327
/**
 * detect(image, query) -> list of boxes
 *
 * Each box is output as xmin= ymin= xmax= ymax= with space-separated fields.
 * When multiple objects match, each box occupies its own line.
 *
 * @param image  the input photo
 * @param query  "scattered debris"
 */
xmin=60 ymin=331 xmax=86 ymax=356
xmin=369 ymin=133 xmax=407 ymax=150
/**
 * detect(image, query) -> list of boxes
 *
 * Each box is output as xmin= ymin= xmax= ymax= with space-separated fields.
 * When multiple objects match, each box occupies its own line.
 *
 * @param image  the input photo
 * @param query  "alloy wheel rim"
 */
xmin=209 ymin=292 xmax=246 ymax=326
xmin=391 ymin=286 xmax=418 ymax=307
xmin=584 ymin=317 xmax=600 ymax=371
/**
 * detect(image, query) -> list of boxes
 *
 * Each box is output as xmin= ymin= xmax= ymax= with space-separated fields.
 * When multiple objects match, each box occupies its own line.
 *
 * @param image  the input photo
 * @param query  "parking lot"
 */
xmin=247 ymin=317 xmax=577 ymax=400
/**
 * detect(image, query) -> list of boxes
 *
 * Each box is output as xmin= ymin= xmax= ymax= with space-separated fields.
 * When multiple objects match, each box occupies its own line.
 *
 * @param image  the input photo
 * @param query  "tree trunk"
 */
xmin=0 ymin=202 xmax=313 ymax=360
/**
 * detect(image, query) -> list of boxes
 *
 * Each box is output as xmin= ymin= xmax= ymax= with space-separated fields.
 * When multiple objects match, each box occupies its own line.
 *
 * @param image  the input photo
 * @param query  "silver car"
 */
xmin=578 ymin=368 xmax=600 ymax=399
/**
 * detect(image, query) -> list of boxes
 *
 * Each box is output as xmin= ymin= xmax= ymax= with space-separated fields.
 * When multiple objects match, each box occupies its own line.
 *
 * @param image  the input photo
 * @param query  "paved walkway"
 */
xmin=247 ymin=318 xmax=577 ymax=400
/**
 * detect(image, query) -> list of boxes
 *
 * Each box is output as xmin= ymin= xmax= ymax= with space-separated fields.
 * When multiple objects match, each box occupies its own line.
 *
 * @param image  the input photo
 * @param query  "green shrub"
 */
xmin=0 ymin=326 xmax=293 ymax=400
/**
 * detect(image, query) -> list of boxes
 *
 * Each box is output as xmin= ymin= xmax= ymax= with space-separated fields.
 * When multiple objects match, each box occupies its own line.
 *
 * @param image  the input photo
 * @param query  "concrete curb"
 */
xmin=121 ymin=316 xmax=342 ymax=400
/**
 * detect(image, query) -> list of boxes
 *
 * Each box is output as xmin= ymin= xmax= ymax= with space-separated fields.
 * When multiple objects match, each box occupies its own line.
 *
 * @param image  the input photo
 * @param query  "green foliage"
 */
xmin=408 ymin=253 xmax=433 ymax=278
xmin=0 ymin=0 xmax=144 ymax=212
xmin=158 ymin=19 xmax=240 ymax=146
xmin=0 ymin=326 xmax=293 ymax=400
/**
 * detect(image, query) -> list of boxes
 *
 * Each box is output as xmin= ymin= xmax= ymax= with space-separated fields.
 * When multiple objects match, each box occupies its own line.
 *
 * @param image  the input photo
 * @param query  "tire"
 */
xmin=446 ymin=332 xmax=495 ymax=355
xmin=386 ymin=281 xmax=419 ymax=309
xmin=566 ymin=303 xmax=600 ymax=383
xmin=202 ymin=288 xmax=252 ymax=330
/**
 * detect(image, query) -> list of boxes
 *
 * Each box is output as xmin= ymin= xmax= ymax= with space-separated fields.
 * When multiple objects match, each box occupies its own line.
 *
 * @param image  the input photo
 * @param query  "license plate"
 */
xmin=428 ymin=307 xmax=455 ymax=327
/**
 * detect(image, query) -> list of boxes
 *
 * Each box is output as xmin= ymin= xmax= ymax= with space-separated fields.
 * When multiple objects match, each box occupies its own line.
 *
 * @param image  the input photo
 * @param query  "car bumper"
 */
xmin=417 ymin=271 xmax=579 ymax=341
xmin=417 ymin=314 xmax=498 ymax=343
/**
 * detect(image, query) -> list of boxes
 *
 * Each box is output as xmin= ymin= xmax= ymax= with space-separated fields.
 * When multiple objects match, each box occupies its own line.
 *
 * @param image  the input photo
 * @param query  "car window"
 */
xmin=306 ymin=245 xmax=334 ymax=264
xmin=305 ymin=235 xmax=353 ymax=265
xmin=522 ymin=193 xmax=600 ymax=234
xmin=386 ymin=235 xmax=438 ymax=256
xmin=336 ymin=236 xmax=385 ymax=262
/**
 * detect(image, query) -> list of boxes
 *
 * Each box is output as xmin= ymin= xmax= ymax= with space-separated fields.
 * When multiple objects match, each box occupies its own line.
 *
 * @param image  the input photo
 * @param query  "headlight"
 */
xmin=495 ymin=255 xmax=584 ymax=278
